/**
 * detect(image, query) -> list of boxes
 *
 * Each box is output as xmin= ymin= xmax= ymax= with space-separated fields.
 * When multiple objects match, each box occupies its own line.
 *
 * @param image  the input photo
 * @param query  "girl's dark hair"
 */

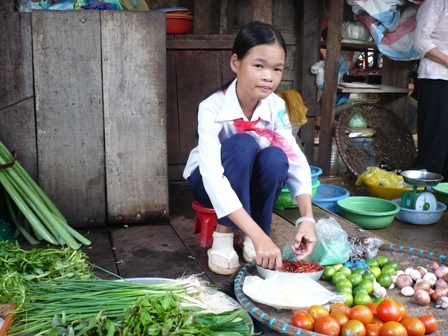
xmin=232 ymin=21 xmax=287 ymax=60
xmin=195 ymin=21 xmax=286 ymax=138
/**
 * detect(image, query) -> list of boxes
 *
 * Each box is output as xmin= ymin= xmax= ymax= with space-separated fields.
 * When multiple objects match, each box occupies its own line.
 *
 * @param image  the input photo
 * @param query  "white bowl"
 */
xmin=256 ymin=264 xmax=323 ymax=281
xmin=391 ymin=199 xmax=446 ymax=225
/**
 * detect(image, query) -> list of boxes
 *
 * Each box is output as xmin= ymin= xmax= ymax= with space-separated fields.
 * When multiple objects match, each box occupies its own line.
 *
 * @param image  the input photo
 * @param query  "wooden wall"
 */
xmin=0 ymin=11 xmax=169 ymax=227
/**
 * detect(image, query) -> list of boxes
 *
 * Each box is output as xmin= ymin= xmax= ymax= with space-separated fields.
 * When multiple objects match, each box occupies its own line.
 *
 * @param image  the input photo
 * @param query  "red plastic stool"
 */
xmin=192 ymin=200 xmax=217 ymax=248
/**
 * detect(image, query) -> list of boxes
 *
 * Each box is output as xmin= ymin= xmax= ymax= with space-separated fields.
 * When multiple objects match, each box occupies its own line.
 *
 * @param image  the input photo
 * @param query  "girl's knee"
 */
xmin=222 ymin=133 xmax=258 ymax=154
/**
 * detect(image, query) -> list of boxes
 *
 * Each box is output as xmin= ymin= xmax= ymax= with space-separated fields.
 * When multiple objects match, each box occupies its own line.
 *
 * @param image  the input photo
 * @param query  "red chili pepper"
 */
xmin=280 ymin=260 xmax=323 ymax=273
xmin=298 ymin=237 xmax=313 ymax=251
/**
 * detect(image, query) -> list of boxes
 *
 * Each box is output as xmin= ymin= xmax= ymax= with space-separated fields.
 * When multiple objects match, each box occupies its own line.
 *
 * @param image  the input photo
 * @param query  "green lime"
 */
xmin=348 ymin=273 xmax=363 ymax=287
xmin=336 ymin=284 xmax=353 ymax=295
xmin=342 ymin=292 xmax=353 ymax=307
xmin=362 ymin=270 xmax=376 ymax=282
xmin=322 ymin=266 xmax=336 ymax=280
xmin=332 ymin=271 xmax=348 ymax=285
xmin=381 ymin=265 xmax=397 ymax=276
xmin=353 ymin=292 xmax=373 ymax=305
xmin=352 ymin=286 xmax=369 ymax=296
xmin=384 ymin=260 xmax=400 ymax=271
xmin=357 ymin=279 xmax=374 ymax=294
xmin=376 ymin=255 xmax=389 ymax=268
xmin=333 ymin=264 xmax=344 ymax=271
xmin=373 ymin=297 xmax=384 ymax=304
xmin=336 ymin=278 xmax=353 ymax=288
xmin=353 ymin=267 xmax=366 ymax=275
xmin=366 ymin=258 xmax=379 ymax=267
xmin=376 ymin=273 xmax=393 ymax=288
xmin=369 ymin=266 xmax=382 ymax=279
xmin=338 ymin=266 xmax=352 ymax=276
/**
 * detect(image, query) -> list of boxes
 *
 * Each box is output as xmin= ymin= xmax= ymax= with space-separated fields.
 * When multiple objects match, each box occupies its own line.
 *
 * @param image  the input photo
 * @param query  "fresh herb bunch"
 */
xmin=0 ymin=241 xmax=96 ymax=306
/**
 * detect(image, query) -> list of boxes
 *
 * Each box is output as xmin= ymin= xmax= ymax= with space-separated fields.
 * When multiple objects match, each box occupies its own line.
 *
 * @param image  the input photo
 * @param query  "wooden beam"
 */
xmin=317 ymin=0 xmax=344 ymax=175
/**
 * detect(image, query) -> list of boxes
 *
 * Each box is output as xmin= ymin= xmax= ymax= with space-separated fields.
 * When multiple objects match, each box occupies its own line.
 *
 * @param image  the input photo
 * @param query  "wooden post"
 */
xmin=317 ymin=0 xmax=344 ymax=175
xmin=295 ymin=0 xmax=322 ymax=164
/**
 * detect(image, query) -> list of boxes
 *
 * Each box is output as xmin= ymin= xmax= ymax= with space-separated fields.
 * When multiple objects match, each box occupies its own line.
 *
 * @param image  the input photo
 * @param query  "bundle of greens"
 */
xmin=0 ymin=141 xmax=91 ymax=249
xmin=8 ymin=277 xmax=254 ymax=336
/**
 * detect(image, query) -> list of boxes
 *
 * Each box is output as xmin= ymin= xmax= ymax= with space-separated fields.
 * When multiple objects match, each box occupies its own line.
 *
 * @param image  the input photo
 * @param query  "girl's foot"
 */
xmin=207 ymin=232 xmax=240 ymax=275
xmin=242 ymin=234 xmax=256 ymax=262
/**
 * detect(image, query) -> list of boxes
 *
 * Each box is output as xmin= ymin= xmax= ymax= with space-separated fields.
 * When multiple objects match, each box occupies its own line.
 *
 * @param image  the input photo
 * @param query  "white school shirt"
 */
xmin=414 ymin=0 xmax=448 ymax=80
xmin=183 ymin=79 xmax=312 ymax=219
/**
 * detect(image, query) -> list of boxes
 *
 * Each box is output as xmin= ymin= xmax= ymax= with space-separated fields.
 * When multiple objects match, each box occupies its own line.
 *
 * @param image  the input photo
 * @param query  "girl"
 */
xmin=183 ymin=21 xmax=317 ymax=275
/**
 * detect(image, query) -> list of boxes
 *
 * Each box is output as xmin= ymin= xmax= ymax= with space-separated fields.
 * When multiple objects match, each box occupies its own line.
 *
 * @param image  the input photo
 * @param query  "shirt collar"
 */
xmin=216 ymin=79 xmax=271 ymax=122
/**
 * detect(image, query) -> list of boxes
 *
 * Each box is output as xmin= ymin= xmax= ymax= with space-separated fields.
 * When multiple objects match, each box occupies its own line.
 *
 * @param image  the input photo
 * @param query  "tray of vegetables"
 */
xmin=234 ymin=243 xmax=448 ymax=336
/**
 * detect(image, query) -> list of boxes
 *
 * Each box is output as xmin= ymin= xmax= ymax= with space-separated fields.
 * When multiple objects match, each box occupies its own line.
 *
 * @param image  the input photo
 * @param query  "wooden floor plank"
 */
xmin=109 ymin=224 xmax=207 ymax=280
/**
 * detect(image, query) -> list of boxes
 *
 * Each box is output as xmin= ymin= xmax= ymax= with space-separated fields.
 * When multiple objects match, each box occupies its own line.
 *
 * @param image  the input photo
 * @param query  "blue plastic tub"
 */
xmin=312 ymin=184 xmax=350 ymax=213
xmin=310 ymin=166 xmax=322 ymax=185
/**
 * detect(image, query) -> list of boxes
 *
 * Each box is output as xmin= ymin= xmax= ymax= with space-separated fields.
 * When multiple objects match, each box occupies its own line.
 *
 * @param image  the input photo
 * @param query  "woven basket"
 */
xmin=334 ymin=103 xmax=416 ymax=176
xmin=234 ymin=244 xmax=447 ymax=336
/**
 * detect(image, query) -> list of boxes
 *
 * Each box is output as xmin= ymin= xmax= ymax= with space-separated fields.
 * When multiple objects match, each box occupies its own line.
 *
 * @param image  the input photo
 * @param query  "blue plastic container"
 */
xmin=310 ymin=165 xmax=322 ymax=185
xmin=312 ymin=184 xmax=350 ymax=213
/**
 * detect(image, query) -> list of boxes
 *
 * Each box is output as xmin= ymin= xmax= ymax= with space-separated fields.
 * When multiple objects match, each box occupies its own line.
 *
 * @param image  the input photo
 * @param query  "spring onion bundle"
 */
xmin=8 ymin=277 xmax=254 ymax=336
xmin=0 ymin=141 xmax=91 ymax=249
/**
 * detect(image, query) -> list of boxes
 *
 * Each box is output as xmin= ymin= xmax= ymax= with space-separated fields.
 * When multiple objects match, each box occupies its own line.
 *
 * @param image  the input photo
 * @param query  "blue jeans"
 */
xmin=188 ymin=133 xmax=288 ymax=235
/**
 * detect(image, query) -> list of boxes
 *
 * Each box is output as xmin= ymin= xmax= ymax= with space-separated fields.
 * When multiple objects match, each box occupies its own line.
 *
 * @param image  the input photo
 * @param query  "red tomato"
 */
xmin=396 ymin=301 xmax=408 ymax=321
xmin=400 ymin=316 xmax=426 ymax=336
xmin=418 ymin=315 xmax=438 ymax=334
xmin=330 ymin=310 xmax=350 ymax=328
xmin=379 ymin=321 xmax=408 ymax=336
xmin=366 ymin=323 xmax=381 ymax=336
xmin=350 ymin=305 xmax=374 ymax=325
xmin=376 ymin=298 xmax=401 ymax=322
xmin=314 ymin=315 xmax=341 ymax=336
xmin=341 ymin=319 xmax=367 ymax=336
xmin=372 ymin=315 xmax=385 ymax=327
xmin=330 ymin=302 xmax=351 ymax=316
xmin=307 ymin=304 xmax=329 ymax=320
xmin=291 ymin=310 xmax=314 ymax=331
xmin=366 ymin=302 xmax=378 ymax=315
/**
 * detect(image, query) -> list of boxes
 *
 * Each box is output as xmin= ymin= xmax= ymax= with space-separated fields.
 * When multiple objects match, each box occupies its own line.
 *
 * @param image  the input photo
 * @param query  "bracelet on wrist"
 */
xmin=295 ymin=216 xmax=316 ymax=227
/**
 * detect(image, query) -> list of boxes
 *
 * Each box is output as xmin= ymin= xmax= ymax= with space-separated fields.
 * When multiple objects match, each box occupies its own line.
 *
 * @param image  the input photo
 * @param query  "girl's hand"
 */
xmin=253 ymin=235 xmax=283 ymax=271
xmin=292 ymin=220 xmax=317 ymax=260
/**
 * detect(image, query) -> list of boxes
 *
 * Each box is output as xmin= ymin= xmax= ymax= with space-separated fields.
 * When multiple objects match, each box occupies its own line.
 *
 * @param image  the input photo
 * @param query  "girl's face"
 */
xmin=230 ymin=43 xmax=285 ymax=112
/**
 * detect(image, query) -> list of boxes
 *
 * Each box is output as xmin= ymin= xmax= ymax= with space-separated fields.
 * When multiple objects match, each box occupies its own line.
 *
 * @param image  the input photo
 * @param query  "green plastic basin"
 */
xmin=337 ymin=196 xmax=400 ymax=229
xmin=433 ymin=183 xmax=448 ymax=206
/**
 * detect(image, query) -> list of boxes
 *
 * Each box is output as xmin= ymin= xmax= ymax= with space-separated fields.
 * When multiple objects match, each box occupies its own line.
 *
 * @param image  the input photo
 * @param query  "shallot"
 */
xmin=426 ymin=261 xmax=439 ymax=272
xmin=434 ymin=265 xmax=448 ymax=279
xmin=416 ymin=266 xmax=428 ymax=277
xmin=414 ymin=289 xmax=431 ymax=306
xmin=435 ymin=278 xmax=448 ymax=288
xmin=396 ymin=273 xmax=413 ymax=289
xmin=414 ymin=280 xmax=431 ymax=292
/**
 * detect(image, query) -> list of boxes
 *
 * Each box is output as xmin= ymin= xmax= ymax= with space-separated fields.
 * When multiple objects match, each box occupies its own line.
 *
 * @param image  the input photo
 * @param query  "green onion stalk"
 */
xmin=0 ymin=141 xmax=91 ymax=249
xmin=8 ymin=276 xmax=254 ymax=336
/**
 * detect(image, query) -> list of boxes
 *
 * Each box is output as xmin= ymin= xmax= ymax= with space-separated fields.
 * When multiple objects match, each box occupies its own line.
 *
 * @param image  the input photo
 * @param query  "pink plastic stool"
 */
xmin=192 ymin=200 xmax=217 ymax=248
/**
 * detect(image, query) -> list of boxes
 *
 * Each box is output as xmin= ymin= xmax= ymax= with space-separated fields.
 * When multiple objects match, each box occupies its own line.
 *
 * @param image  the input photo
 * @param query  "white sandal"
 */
xmin=207 ymin=249 xmax=240 ymax=275
xmin=242 ymin=235 xmax=256 ymax=262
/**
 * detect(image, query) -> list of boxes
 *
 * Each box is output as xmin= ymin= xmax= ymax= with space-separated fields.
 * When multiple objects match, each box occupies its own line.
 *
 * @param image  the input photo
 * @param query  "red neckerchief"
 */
xmin=233 ymin=118 xmax=300 ymax=163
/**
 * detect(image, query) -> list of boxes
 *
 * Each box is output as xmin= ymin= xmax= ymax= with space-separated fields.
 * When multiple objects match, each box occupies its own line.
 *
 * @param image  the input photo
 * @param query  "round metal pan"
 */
xmin=400 ymin=170 xmax=443 ymax=187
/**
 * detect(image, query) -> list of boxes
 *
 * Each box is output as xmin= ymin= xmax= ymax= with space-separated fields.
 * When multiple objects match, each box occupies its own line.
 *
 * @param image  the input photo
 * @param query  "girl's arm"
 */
xmin=292 ymin=194 xmax=317 ymax=259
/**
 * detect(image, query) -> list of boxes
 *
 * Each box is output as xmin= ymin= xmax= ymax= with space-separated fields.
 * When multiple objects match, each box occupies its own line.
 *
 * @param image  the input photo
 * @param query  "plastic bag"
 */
xmin=282 ymin=217 xmax=350 ymax=265
xmin=348 ymin=236 xmax=384 ymax=261
xmin=348 ymin=108 xmax=368 ymax=128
